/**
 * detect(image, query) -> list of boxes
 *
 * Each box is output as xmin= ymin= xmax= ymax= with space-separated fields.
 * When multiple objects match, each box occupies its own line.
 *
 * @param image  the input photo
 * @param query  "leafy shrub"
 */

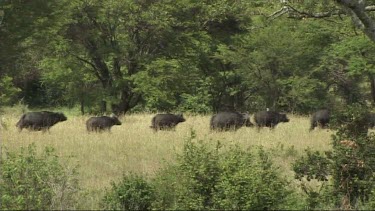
xmin=153 ymin=131 xmax=298 ymax=210
xmin=293 ymin=149 xmax=334 ymax=209
xmin=179 ymin=92 xmax=212 ymax=114
xmin=213 ymin=146 xmax=293 ymax=210
xmin=150 ymin=164 xmax=179 ymax=209
xmin=330 ymin=104 xmax=375 ymax=208
xmin=0 ymin=144 xmax=80 ymax=210
xmin=101 ymin=173 xmax=155 ymax=210
xmin=294 ymin=149 xmax=331 ymax=182
xmin=293 ymin=104 xmax=375 ymax=209
xmin=174 ymin=139 xmax=221 ymax=209
xmin=0 ymin=75 xmax=21 ymax=106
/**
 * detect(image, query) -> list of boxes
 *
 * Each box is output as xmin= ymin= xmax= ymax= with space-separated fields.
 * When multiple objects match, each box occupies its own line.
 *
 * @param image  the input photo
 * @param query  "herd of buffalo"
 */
xmin=13 ymin=109 xmax=375 ymax=133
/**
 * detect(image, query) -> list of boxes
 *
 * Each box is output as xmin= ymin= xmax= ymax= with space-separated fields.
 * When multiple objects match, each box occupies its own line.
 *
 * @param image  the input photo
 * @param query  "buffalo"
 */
xmin=150 ymin=113 xmax=185 ymax=131
xmin=86 ymin=114 xmax=122 ymax=132
xmin=254 ymin=110 xmax=289 ymax=129
xmin=16 ymin=111 xmax=67 ymax=132
xmin=310 ymin=109 xmax=330 ymax=131
xmin=210 ymin=111 xmax=253 ymax=131
xmin=310 ymin=110 xmax=375 ymax=131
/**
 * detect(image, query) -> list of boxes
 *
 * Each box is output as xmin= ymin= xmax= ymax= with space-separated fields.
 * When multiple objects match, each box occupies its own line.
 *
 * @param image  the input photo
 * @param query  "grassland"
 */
xmin=0 ymin=110 xmax=333 ymax=209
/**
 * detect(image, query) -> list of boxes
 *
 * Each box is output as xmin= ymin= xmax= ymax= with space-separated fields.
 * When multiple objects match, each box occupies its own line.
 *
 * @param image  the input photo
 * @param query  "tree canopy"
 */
xmin=2 ymin=0 xmax=375 ymax=114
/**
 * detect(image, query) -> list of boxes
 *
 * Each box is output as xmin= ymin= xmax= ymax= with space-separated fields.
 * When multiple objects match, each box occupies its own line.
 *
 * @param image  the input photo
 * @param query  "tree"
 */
xmin=316 ymin=35 xmax=375 ymax=105
xmin=56 ymin=0 xmax=169 ymax=114
xmin=294 ymin=104 xmax=375 ymax=209
xmin=336 ymin=0 xmax=375 ymax=43
xmin=0 ymin=75 xmax=21 ymax=106
xmin=215 ymin=17 xmax=337 ymax=112
xmin=40 ymin=57 xmax=101 ymax=114
xmin=0 ymin=0 xmax=67 ymax=107
xmin=39 ymin=0 xmax=254 ymax=114
xmin=268 ymin=0 xmax=375 ymax=44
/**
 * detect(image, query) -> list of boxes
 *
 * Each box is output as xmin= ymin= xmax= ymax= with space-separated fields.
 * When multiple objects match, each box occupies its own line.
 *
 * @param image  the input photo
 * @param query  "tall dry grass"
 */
xmin=0 ymin=112 xmax=333 ymax=209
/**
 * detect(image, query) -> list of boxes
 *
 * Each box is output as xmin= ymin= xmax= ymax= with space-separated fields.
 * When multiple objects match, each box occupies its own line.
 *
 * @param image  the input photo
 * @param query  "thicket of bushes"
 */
xmin=293 ymin=104 xmax=375 ymax=210
xmin=4 ymin=105 xmax=375 ymax=210
xmin=1 ymin=134 xmax=301 ymax=210
xmin=100 ymin=136 xmax=375 ymax=210
xmin=101 ymin=132 xmax=303 ymax=210
xmin=0 ymin=144 xmax=80 ymax=210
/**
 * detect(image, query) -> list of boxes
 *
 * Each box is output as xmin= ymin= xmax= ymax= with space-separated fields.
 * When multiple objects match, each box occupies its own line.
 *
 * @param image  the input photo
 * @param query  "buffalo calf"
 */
xmin=210 ymin=111 xmax=253 ymax=131
xmin=16 ymin=111 xmax=67 ymax=132
xmin=150 ymin=113 xmax=185 ymax=131
xmin=86 ymin=114 xmax=122 ymax=132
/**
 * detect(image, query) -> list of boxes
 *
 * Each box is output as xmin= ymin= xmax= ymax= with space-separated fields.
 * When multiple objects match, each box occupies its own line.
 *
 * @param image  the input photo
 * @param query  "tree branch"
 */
xmin=336 ymin=0 xmax=375 ymax=43
xmin=72 ymin=54 xmax=96 ymax=69
xmin=0 ymin=10 xmax=4 ymax=27
xmin=268 ymin=6 xmax=290 ymax=20
xmin=269 ymin=3 xmax=375 ymax=20
xmin=269 ymin=1 xmax=375 ymax=43
xmin=71 ymin=53 xmax=103 ymax=82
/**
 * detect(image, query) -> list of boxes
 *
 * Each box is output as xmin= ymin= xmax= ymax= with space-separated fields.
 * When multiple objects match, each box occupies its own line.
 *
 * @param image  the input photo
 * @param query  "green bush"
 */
xmin=293 ymin=104 xmax=375 ymax=209
xmin=150 ymin=164 xmax=179 ymax=209
xmin=0 ymin=144 xmax=80 ymax=210
xmin=152 ymin=131 xmax=299 ymax=210
xmin=330 ymin=104 xmax=375 ymax=208
xmin=293 ymin=149 xmax=334 ymax=209
xmin=213 ymin=146 xmax=293 ymax=210
xmin=101 ymin=173 xmax=155 ymax=210
xmin=0 ymin=75 xmax=21 ymax=106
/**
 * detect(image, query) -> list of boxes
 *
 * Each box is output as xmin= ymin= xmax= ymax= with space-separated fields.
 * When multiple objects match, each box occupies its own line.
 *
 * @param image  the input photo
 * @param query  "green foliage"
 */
xmin=294 ymin=104 xmax=375 ymax=209
xmin=132 ymin=58 xmax=189 ymax=111
xmin=331 ymin=103 xmax=373 ymax=136
xmin=317 ymin=36 xmax=375 ymax=105
xmin=40 ymin=57 xmax=102 ymax=113
xmin=0 ymin=0 xmax=67 ymax=107
xmin=152 ymin=131 xmax=298 ymax=210
xmin=0 ymin=75 xmax=21 ymax=106
xmin=212 ymin=146 xmax=293 ymax=210
xmin=3 ymin=0 xmax=375 ymax=114
xmin=330 ymin=104 xmax=375 ymax=208
xmin=101 ymin=173 xmax=155 ymax=211
xmin=150 ymin=163 xmax=179 ymax=209
xmin=172 ymin=133 xmax=221 ymax=209
xmin=294 ymin=149 xmax=331 ymax=182
xmin=363 ymin=189 xmax=375 ymax=210
xmin=0 ymin=144 xmax=80 ymax=210
xmin=229 ymin=18 xmax=336 ymax=112
xmin=293 ymin=149 xmax=334 ymax=209
xmin=0 ymin=0 xmax=63 ymax=69
xmin=179 ymin=92 xmax=212 ymax=113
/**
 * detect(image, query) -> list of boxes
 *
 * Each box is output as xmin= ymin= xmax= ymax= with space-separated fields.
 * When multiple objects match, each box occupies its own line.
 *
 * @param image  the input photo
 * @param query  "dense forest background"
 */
xmin=2 ymin=0 xmax=375 ymax=115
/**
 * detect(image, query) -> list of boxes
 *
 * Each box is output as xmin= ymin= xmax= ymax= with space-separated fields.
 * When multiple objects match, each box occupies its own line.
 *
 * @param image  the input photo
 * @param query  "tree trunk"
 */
xmin=336 ymin=0 xmax=375 ymax=43
xmin=111 ymin=90 xmax=141 ymax=115
xmin=100 ymin=100 xmax=106 ymax=114
xmin=111 ymin=101 xmax=129 ymax=116
xmin=369 ymin=74 xmax=375 ymax=103
xmin=80 ymin=96 xmax=85 ymax=115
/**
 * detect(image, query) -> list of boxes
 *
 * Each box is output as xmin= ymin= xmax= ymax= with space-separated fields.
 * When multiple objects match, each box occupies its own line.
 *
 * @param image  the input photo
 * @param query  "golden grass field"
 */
xmin=0 ymin=111 xmax=333 ymax=209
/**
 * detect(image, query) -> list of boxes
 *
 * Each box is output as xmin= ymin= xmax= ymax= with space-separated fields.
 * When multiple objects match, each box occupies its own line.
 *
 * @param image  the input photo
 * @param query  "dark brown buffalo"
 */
xmin=254 ymin=110 xmax=289 ymax=129
xmin=150 ymin=113 xmax=185 ymax=131
xmin=210 ymin=111 xmax=253 ymax=131
xmin=16 ymin=111 xmax=67 ymax=132
xmin=310 ymin=109 xmax=330 ymax=131
xmin=86 ymin=115 xmax=122 ymax=132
